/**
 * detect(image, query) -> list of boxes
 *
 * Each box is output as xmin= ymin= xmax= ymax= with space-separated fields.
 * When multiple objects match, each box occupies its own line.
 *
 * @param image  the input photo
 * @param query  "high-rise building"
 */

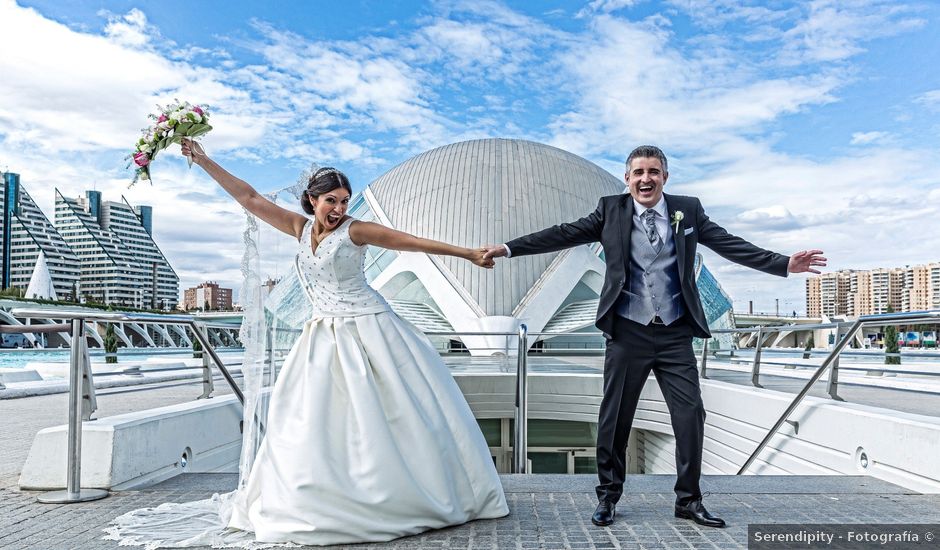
xmin=805 ymin=276 xmax=821 ymax=317
xmin=1 ymin=172 xmax=80 ymax=298
xmin=808 ymin=264 xmax=935 ymax=317
xmin=182 ymin=281 xmax=233 ymax=311
xmin=819 ymin=270 xmax=851 ymax=317
xmin=55 ymin=190 xmax=178 ymax=309
xmin=930 ymin=263 xmax=940 ymax=310
xmin=903 ymin=265 xmax=931 ymax=312
xmin=848 ymin=270 xmax=872 ymax=317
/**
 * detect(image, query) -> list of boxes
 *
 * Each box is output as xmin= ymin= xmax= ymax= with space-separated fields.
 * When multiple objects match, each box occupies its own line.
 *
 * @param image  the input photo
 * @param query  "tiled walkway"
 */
xmin=2 ymin=473 xmax=938 ymax=549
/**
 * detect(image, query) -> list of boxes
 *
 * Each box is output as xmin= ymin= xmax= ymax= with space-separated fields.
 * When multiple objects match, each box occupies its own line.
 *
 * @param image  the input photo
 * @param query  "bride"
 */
xmin=106 ymin=140 xmax=509 ymax=548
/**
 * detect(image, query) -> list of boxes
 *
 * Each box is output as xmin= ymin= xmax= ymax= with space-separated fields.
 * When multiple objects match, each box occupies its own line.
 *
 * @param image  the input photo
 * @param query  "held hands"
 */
xmin=481 ymin=245 xmax=508 ymax=262
xmin=788 ymin=249 xmax=827 ymax=274
xmin=468 ymin=248 xmax=496 ymax=269
xmin=180 ymin=139 xmax=207 ymax=165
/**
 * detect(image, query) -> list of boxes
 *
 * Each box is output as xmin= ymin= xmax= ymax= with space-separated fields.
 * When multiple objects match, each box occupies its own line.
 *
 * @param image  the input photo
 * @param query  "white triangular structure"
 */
xmin=25 ymin=251 xmax=58 ymax=300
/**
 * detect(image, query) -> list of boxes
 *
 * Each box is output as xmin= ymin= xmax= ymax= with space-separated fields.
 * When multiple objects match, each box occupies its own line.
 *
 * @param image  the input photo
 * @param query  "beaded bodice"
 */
xmin=295 ymin=218 xmax=389 ymax=317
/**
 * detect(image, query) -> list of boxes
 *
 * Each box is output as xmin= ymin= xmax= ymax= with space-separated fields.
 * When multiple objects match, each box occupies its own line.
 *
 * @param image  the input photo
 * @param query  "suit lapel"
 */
xmin=619 ymin=194 xmax=633 ymax=275
xmin=665 ymin=193 xmax=687 ymax=283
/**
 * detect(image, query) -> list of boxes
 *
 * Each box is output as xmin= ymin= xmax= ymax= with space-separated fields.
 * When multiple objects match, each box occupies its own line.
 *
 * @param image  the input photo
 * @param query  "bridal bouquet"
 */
xmin=128 ymin=100 xmax=212 ymax=185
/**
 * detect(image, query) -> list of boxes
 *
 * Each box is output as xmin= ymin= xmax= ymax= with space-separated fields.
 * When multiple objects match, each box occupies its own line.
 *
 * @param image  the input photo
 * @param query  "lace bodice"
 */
xmin=295 ymin=217 xmax=389 ymax=317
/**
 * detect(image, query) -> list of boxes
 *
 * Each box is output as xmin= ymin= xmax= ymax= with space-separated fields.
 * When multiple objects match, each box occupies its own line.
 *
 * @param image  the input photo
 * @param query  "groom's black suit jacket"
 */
xmin=506 ymin=193 xmax=790 ymax=339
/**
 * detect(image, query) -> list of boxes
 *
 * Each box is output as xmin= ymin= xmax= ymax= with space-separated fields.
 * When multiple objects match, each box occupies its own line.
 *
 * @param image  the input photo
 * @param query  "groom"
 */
xmin=483 ymin=145 xmax=825 ymax=527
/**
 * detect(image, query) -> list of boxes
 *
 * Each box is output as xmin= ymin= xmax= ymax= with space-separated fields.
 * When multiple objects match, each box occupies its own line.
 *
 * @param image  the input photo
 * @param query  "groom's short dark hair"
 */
xmin=626 ymin=145 xmax=668 ymax=173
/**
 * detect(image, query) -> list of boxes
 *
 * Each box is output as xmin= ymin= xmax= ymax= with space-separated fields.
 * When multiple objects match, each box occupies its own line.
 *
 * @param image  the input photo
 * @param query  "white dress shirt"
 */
xmin=632 ymin=197 xmax=670 ymax=245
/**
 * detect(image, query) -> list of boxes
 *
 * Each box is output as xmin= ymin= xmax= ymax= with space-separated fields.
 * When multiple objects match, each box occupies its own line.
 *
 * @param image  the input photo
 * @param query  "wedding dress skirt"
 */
xmin=106 ymin=310 xmax=508 ymax=548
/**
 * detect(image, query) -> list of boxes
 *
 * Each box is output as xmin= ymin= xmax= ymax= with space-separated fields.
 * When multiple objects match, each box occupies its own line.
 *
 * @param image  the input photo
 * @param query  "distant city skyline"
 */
xmin=806 ymin=261 xmax=940 ymax=319
xmin=1 ymin=1 xmax=938 ymax=312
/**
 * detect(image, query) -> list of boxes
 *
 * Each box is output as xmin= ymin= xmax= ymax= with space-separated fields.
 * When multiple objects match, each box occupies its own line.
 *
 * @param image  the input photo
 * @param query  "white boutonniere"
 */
xmin=671 ymin=210 xmax=684 ymax=233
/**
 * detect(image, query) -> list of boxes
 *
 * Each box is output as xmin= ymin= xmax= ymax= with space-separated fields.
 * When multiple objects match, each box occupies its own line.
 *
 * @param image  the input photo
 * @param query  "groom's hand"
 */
xmin=482 ymin=245 xmax=507 ymax=262
xmin=788 ymin=249 xmax=827 ymax=274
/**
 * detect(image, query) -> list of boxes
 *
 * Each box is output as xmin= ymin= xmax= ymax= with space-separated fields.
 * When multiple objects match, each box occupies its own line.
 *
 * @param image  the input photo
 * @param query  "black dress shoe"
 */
xmin=591 ymin=501 xmax=615 ymax=526
xmin=674 ymin=500 xmax=725 ymax=528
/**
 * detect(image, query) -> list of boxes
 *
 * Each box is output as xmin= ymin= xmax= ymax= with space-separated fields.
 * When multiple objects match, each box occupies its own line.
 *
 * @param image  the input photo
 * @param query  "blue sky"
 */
xmin=1 ymin=0 xmax=938 ymax=314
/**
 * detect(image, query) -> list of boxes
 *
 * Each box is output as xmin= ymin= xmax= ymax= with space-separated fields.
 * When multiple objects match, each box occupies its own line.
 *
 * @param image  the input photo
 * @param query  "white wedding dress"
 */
xmin=106 ymin=217 xmax=508 ymax=548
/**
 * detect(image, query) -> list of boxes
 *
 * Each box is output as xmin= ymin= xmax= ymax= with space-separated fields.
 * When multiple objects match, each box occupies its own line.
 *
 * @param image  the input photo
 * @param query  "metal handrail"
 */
xmin=10 ymin=308 xmax=244 ymax=403
xmin=738 ymin=310 xmax=940 ymax=475
xmin=514 ymin=324 xmax=528 ymax=474
xmin=9 ymin=308 xmax=247 ymax=504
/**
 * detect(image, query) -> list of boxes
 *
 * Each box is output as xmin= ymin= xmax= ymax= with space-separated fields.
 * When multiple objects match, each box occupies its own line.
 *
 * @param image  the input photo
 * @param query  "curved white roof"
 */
xmin=368 ymin=138 xmax=623 ymax=316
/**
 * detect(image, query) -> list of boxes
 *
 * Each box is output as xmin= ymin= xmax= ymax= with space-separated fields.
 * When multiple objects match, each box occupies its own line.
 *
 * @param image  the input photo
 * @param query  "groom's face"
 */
xmin=625 ymin=156 xmax=668 ymax=208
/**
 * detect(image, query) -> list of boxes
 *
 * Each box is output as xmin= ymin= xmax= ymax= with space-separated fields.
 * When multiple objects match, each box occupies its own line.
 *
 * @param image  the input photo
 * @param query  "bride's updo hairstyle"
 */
xmin=302 ymin=167 xmax=353 ymax=215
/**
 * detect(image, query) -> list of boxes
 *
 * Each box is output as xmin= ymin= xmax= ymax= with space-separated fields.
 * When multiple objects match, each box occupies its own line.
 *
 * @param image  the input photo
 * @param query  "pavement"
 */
xmin=2 ymin=362 xmax=940 ymax=549
xmin=3 ymin=473 xmax=940 ymax=549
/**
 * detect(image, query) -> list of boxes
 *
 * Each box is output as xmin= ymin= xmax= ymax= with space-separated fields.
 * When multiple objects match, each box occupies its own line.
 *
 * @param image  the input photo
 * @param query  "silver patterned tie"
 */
xmin=643 ymin=209 xmax=660 ymax=249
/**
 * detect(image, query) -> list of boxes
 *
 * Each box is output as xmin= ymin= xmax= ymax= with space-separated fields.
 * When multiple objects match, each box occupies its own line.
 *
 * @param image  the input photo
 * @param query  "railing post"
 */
xmin=514 ymin=324 xmax=528 ymax=474
xmin=699 ymin=338 xmax=709 ymax=379
xmin=267 ymin=325 xmax=277 ymax=386
xmin=37 ymin=318 xmax=108 ymax=504
xmin=196 ymin=323 xmax=214 ymax=400
xmin=80 ymin=339 xmax=97 ymax=421
xmin=751 ymin=326 xmax=764 ymax=388
xmin=189 ymin=321 xmax=244 ymax=405
xmin=827 ymin=323 xmax=845 ymax=400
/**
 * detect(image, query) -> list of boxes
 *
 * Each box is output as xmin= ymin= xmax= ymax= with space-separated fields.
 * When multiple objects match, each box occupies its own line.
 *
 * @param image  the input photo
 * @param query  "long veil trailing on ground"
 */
xmin=104 ymin=169 xmax=318 ymax=549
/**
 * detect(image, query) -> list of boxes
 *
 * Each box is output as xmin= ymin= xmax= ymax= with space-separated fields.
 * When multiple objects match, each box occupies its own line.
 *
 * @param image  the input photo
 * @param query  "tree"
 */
xmin=884 ymin=307 xmax=901 ymax=365
xmin=104 ymin=323 xmax=118 ymax=364
xmin=204 ymin=299 xmax=211 ymax=312
xmin=193 ymin=334 xmax=203 ymax=359
xmin=802 ymin=334 xmax=814 ymax=360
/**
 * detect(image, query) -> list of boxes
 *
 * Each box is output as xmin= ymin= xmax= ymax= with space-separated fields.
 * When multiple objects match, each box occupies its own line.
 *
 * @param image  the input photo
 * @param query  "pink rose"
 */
xmin=193 ymin=106 xmax=204 ymax=116
xmin=133 ymin=152 xmax=150 ymax=167
xmin=157 ymin=114 xmax=168 ymax=123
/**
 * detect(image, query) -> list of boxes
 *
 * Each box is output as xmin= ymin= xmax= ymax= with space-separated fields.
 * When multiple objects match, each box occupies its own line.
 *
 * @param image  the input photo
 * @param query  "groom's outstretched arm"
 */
xmin=484 ymin=198 xmax=606 ymax=261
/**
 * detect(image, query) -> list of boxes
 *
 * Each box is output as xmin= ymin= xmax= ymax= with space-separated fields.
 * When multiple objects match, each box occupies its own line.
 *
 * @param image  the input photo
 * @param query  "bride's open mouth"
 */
xmin=325 ymin=213 xmax=341 ymax=225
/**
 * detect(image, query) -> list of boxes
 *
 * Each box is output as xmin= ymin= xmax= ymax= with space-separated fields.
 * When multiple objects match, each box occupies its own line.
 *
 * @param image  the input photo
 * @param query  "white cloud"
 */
xmin=576 ymin=0 xmax=640 ymax=18
xmin=779 ymin=0 xmax=926 ymax=64
xmin=850 ymin=131 xmax=891 ymax=145
xmin=915 ymin=89 xmax=940 ymax=110
xmin=103 ymin=8 xmax=151 ymax=47
xmin=736 ymin=205 xmax=803 ymax=231
xmin=547 ymin=15 xmax=838 ymax=158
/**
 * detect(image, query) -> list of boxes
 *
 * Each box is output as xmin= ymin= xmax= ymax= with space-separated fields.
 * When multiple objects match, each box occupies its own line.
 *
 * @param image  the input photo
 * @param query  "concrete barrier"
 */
xmin=0 ymin=368 xmax=42 ymax=384
xmin=19 ymin=395 xmax=242 ymax=491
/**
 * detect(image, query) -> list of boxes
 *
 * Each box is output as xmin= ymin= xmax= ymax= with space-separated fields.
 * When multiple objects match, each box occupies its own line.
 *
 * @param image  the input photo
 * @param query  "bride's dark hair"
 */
xmin=302 ymin=167 xmax=352 ymax=214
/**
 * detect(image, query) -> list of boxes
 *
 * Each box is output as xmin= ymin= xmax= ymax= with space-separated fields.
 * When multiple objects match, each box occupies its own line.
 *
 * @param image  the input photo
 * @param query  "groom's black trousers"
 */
xmin=595 ymin=314 xmax=705 ymax=506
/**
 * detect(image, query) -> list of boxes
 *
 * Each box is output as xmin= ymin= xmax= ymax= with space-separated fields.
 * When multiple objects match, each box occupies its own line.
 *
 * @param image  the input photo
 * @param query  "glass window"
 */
xmin=574 ymin=456 xmax=598 ymax=474
xmin=476 ymin=419 xmax=502 ymax=447
xmin=528 ymin=419 xmax=597 ymax=447
xmin=529 ymin=452 xmax=568 ymax=474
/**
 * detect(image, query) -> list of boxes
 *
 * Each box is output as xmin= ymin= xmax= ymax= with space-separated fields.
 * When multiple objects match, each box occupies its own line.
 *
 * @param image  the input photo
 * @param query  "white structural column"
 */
xmin=512 ymin=246 xmax=605 ymax=337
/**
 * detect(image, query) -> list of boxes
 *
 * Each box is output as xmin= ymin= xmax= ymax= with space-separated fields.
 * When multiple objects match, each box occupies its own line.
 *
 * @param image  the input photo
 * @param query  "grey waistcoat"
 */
xmin=614 ymin=215 xmax=685 ymax=325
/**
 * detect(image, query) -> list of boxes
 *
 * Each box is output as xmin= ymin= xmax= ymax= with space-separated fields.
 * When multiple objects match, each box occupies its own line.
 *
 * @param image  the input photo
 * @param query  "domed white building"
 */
xmin=351 ymin=138 xmax=734 ymax=355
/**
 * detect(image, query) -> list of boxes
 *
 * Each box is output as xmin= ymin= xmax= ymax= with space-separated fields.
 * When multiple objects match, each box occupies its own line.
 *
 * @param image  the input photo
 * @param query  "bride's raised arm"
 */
xmin=182 ymin=139 xmax=308 ymax=239
xmin=348 ymin=221 xmax=495 ymax=269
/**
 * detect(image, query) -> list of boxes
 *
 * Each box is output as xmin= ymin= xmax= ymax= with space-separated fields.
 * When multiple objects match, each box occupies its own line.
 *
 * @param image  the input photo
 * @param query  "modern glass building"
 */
xmin=0 ymin=172 xmax=80 ymax=298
